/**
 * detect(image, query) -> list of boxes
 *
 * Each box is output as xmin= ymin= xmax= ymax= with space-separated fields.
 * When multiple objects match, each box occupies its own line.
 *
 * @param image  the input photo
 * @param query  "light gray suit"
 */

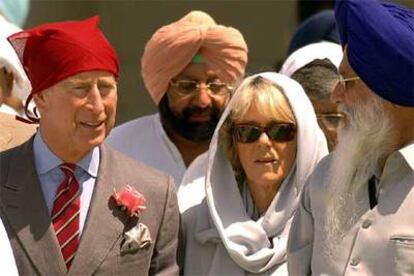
xmin=0 ymin=137 xmax=179 ymax=275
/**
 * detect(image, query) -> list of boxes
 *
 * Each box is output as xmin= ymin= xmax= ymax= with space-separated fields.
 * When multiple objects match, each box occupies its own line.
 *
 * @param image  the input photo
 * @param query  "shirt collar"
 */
xmin=33 ymin=131 xmax=99 ymax=177
xmin=398 ymin=140 xmax=414 ymax=171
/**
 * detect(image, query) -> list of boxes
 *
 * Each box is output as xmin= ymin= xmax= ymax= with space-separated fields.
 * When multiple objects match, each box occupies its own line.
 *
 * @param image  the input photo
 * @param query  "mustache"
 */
xmin=183 ymin=106 xmax=215 ymax=118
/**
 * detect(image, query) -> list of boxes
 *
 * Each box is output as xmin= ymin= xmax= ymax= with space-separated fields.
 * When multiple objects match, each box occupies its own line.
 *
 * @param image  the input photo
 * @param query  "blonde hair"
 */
xmin=220 ymin=76 xmax=295 ymax=180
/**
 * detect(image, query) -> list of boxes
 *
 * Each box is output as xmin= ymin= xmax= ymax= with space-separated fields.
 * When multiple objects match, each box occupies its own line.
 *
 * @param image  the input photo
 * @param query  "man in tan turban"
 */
xmin=108 ymin=11 xmax=248 ymax=187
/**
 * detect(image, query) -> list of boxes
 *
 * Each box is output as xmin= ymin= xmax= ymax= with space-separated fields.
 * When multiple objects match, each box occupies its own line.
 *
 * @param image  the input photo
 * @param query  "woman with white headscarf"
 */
xmin=178 ymin=72 xmax=328 ymax=275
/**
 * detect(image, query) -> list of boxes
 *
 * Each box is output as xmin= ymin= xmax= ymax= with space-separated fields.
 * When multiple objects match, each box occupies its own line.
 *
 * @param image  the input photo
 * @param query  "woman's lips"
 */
xmin=255 ymin=158 xmax=278 ymax=164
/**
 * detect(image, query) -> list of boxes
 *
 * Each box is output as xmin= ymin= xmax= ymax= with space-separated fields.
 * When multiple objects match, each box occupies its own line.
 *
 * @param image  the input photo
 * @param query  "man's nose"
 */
xmin=86 ymin=85 xmax=105 ymax=113
xmin=331 ymin=82 xmax=345 ymax=104
xmin=191 ymin=85 xmax=212 ymax=108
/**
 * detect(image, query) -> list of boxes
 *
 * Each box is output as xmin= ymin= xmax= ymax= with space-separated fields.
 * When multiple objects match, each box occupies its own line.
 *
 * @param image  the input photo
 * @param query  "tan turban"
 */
xmin=141 ymin=11 xmax=248 ymax=105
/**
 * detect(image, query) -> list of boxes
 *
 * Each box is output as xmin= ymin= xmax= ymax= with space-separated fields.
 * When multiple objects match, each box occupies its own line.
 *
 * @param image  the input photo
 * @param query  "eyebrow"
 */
xmin=65 ymin=80 xmax=90 ymax=86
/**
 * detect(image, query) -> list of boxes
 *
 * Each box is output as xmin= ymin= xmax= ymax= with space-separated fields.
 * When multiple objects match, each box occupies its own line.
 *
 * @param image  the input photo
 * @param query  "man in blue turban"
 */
xmin=287 ymin=10 xmax=340 ymax=55
xmin=287 ymin=0 xmax=414 ymax=274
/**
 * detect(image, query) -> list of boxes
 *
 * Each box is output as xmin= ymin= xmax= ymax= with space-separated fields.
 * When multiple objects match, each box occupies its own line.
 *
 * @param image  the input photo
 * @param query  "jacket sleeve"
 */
xmin=149 ymin=176 xmax=179 ymax=276
xmin=287 ymin=179 xmax=313 ymax=276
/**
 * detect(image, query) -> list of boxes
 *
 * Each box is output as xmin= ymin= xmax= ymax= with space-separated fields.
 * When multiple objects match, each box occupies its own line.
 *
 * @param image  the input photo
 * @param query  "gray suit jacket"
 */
xmin=0 ymin=137 xmax=179 ymax=275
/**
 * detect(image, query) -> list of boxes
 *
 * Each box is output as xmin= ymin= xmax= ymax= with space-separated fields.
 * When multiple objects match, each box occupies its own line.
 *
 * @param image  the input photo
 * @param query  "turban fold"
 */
xmin=335 ymin=0 xmax=414 ymax=107
xmin=141 ymin=11 xmax=248 ymax=105
xmin=8 ymin=16 xmax=119 ymax=122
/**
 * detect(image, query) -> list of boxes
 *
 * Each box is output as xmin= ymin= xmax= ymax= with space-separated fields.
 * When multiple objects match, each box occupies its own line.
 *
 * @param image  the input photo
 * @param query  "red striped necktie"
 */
xmin=51 ymin=163 xmax=80 ymax=269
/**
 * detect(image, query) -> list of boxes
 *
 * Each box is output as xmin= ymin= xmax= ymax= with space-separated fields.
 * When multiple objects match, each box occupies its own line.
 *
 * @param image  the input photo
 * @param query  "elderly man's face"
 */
xmin=331 ymin=48 xmax=373 ymax=113
xmin=35 ymin=71 xmax=117 ymax=162
xmin=161 ymin=62 xmax=231 ymax=141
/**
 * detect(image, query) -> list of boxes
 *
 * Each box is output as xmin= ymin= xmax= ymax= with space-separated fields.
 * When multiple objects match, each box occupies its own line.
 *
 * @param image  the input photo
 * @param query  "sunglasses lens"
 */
xmin=235 ymin=125 xmax=261 ymax=143
xmin=267 ymin=124 xmax=296 ymax=142
xmin=234 ymin=124 xmax=296 ymax=143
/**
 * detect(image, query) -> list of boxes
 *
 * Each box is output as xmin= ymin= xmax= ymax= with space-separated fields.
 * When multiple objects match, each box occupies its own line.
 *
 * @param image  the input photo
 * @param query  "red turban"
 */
xmin=8 ymin=16 xmax=119 ymax=122
xmin=141 ymin=11 xmax=248 ymax=105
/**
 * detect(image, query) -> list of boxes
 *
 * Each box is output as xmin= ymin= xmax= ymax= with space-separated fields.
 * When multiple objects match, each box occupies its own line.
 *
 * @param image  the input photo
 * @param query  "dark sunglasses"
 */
xmin=233 ymin=123 xmax=296 ymax=143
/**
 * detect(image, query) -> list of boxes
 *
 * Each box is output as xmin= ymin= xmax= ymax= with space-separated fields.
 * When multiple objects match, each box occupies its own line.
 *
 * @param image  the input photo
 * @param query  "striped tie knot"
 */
xmin=59 ymin=163 xmax=76 ymax=192
xmin=60 ymin=163 xmax=76 ymax=177
xmin=52 ymin=162 xmax=80 ymax=269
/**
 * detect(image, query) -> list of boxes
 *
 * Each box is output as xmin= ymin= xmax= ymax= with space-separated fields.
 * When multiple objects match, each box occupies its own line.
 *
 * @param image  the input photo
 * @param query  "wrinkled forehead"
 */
xmin=66 ymin=70 xmax=115 ymax=81
xmin=52 ymin=70 xmax=117 ymax=89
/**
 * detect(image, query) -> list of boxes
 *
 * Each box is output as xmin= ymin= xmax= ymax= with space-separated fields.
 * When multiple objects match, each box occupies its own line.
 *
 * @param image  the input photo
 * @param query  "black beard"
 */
xmin=158 ymin=96 xmax=221 ymax=142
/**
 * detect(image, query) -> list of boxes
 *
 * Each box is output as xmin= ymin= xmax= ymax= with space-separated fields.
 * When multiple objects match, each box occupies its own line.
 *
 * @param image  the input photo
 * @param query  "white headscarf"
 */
xmin=197 ymin=72 xmax=328 ymax=274
xmin=279 ymin=41 xmax=342 ymax=77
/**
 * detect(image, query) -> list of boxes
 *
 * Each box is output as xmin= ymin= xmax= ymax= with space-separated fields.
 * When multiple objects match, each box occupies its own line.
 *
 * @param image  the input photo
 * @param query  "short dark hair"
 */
xmin=291 ymin=58 xmax=339 ymax=101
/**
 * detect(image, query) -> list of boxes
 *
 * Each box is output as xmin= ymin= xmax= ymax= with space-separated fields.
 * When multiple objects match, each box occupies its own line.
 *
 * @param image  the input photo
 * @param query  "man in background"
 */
xmin=280 ymin=41 xmax=342 ymax=151
xmin=288 ymin=0 xmax=414 ymax=274
xmin=107 ymin=10 xmax=248 ymax=186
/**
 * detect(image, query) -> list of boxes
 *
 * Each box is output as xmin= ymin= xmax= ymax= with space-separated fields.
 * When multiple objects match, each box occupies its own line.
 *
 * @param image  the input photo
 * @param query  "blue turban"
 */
xmin=288 ymin=10 xmax=340 ymax=55
xmin=335 ymin=0 xmax=414 ymax=107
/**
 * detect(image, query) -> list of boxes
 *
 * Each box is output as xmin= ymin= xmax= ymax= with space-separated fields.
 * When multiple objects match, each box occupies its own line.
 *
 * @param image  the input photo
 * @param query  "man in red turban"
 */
xmin=108 ymin=10 xmax=248 ymax=188
xmin=0 ymin=16 xmax=179 ymax=275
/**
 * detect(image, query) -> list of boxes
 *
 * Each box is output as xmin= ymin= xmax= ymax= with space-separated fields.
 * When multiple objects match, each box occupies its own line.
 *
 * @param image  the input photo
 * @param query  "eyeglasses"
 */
xmin=316 ymin=113 xmax=345 ymax=130
xmin=233 ymin=123 xmax=296 ymax=143
xmin=170 ymin=80 xmax=233 ymax=96
xmin=337 ymin=75 xmax=361 ymax=89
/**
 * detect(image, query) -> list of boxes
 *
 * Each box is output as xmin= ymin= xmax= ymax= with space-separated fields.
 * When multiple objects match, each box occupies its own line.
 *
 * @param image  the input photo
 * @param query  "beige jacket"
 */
xmin=0 ymin=139 xmax=179 ymax=275
xmin=287 ymin=142 xmax=414 ymax=275
xmin=0 ymin=112 xmax=35 ymax=151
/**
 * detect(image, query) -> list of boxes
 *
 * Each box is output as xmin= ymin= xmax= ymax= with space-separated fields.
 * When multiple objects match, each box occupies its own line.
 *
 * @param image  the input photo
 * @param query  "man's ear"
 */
xmin=33 ymin=90 xmax=49 ymax=113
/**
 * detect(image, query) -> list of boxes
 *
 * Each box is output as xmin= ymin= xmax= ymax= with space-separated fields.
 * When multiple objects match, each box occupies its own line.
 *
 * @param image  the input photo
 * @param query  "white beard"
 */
xmin=324 ymin=94 xmax=394 ymax=256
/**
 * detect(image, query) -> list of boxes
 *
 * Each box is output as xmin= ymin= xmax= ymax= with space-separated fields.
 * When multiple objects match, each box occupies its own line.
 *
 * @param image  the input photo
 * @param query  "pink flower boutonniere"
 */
xmin=112 ymin=185 xmax=146 ymax=217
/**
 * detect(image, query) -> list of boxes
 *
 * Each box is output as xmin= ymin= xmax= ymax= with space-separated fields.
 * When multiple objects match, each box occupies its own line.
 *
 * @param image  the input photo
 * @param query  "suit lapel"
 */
xmin=69 ymin=145 xmax=125 ymax=275
xmin=0 ymin=138 xmax=67 ymax=275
